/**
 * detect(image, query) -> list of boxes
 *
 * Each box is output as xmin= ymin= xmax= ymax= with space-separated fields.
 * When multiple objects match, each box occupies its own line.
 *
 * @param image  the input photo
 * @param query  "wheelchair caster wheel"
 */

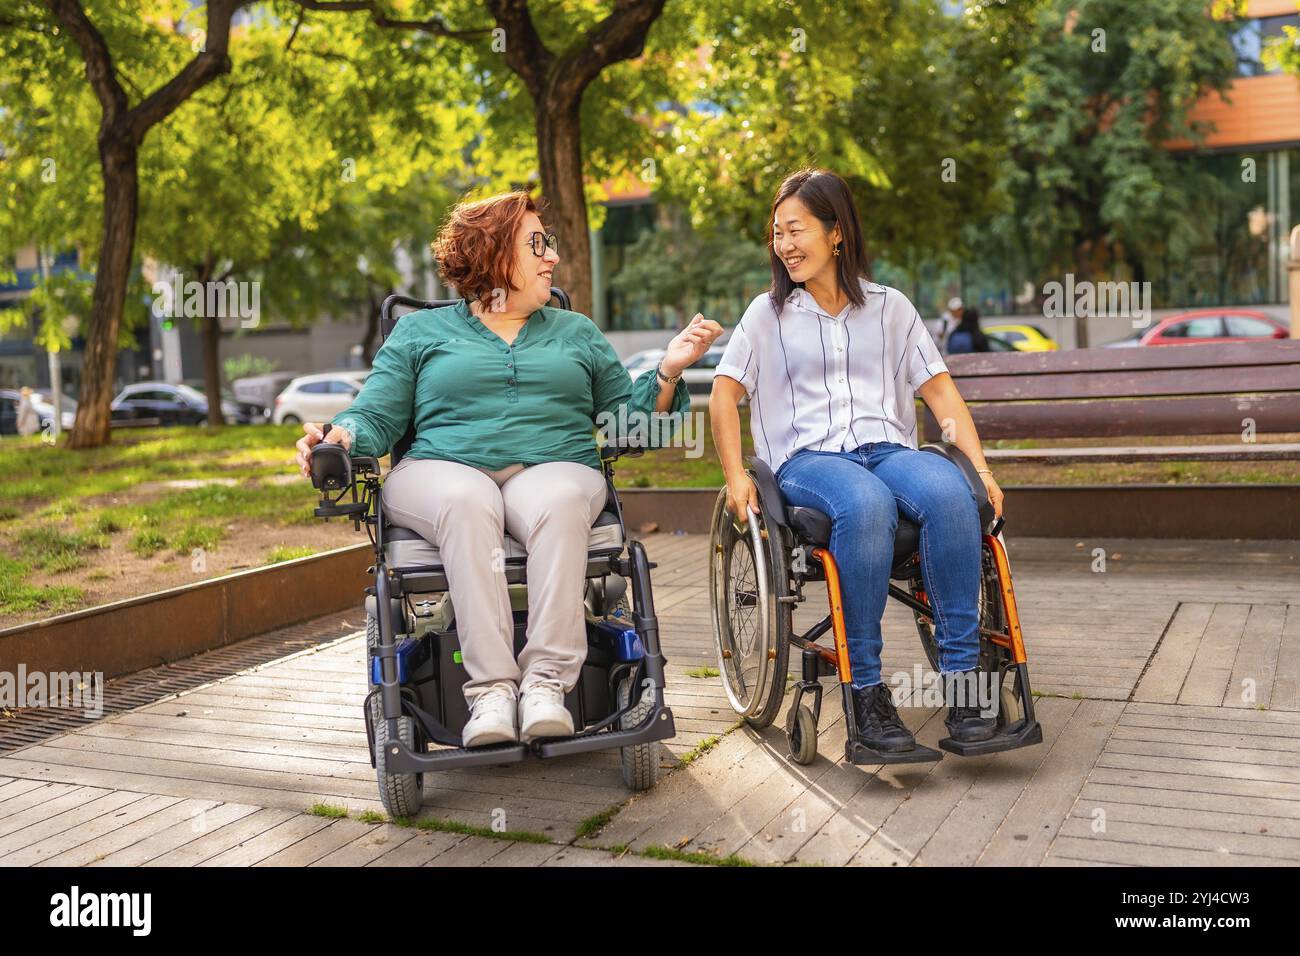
xmin=786 ymin=704 xmax=818 ymax=766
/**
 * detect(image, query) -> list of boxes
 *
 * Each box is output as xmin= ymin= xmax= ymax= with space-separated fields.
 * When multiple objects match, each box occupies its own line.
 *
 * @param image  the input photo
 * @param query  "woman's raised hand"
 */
xmin=295 ymin=422 xmax=352 ymax=479
xmin=662 ymin=313 xmax=724 ymax=375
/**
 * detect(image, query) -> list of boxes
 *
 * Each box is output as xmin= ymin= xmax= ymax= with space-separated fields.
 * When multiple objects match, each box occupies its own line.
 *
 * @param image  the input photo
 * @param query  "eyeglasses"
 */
xmin=526 ymin=232 xmax=559 ymax=258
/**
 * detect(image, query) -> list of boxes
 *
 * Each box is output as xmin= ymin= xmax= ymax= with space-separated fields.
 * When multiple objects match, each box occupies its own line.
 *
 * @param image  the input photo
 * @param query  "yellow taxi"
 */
xmin=982 ymin=324 xmax=1060 ymax=352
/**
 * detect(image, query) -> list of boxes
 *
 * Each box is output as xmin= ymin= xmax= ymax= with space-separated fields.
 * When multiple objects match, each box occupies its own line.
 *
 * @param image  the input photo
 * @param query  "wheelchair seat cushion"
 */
xmin=786 ymin=505 xmax=920 ymax=566
xmin=383 ymin=506 xmax=624 ymax=569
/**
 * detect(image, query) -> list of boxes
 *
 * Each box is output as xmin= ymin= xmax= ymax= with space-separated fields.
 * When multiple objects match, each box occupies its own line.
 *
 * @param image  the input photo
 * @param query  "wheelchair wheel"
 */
xmin=366 ymin=610 xmax=424 ymax=818
xmin=709 ymin=487 xmax=790 ymax=728
xmin=909 ymin=541 xmax=1025 ymax=729
xmin=617 ymin=675 xmax=659 ymax=792
xmin=786 ymin=704 xmax=818 ymax=766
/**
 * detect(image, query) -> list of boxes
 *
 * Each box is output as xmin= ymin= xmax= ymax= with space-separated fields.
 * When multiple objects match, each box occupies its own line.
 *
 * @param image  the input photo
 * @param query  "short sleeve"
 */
xmin=714 ymin=320 xmax=758 ymax=396
xmin=905 ymin=307 xmax=949 ymax=391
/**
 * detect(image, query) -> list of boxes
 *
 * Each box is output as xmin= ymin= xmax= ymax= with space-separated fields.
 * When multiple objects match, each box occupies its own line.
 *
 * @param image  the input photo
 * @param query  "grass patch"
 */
xmin=355 ymin=810 xmax=386 ymax=824
xmin=173 ymin=524 xmax=223 ymax=554
xmin=89 ymin=513 xmax=123 ymax=535
xmin=307 ymin=802 xmax=349 ymax=819
xmin=639 ymin=843 xmax=756 ymax=867
xmin=130 ymin=528 xmax=168 ymax=557
xmin=0 ymin=556 xmax=83 ymax=615
xmin=679 ymin=733 xmax=723 ymax=766
xmin=267 ymin=544 xmax=318 ymax=564
xmin=685 ymin=666 xmax=720 ymax=679
xmin=14 ymin=526 xmax=106 ymax=572
xmin=575 ymin=808 xmax=619 ymax=840
xmin=413 ymin=816 xmax=553 ymax=844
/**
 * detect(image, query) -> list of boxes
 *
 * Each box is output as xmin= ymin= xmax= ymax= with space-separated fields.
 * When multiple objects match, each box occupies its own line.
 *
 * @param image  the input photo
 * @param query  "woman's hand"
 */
xmin=662 ymin=313 xmax=724 ymax=376
xmin=981 ymin=472 xmax=1004 ymax=520
xmin=726 ymin=473 xmax=762 ymax=527
xmin=295 ymin=422 xmax=352 ymax=479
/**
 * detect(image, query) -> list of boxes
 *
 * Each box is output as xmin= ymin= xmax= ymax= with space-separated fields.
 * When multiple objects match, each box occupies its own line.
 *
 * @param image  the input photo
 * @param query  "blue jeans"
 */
xmin=775 ymin=442 xmax=982 ymax=688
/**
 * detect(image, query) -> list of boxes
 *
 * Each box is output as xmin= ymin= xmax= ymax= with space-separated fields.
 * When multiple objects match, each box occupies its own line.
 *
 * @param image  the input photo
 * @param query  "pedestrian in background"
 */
xmin=946 ymin=307 xmax=990 ymax=354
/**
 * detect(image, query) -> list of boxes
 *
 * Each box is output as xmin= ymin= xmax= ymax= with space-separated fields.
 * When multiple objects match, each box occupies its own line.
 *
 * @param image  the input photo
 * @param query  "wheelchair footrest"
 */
xmin=844 ymin=739 xmax=943 ymax=765
xmin=382 ymin=740 xmax=528 ymax=772
xmin=937 ymin=719 xmax=1043 ymax=757
xmin=534 ymin=705 xmax=675 ymax=758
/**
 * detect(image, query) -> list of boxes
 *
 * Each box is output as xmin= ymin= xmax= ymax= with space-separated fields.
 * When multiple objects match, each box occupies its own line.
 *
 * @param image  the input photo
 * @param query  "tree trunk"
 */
xmin=200 ymin=317 xmax=225 ymax=427
xmin=535 ymin=99 xmax=593 ymax=318
xmin=1073 ymin=236 xmax=1094 ymax=350
xmin=68 ymin=133 xmax=138 ymax=449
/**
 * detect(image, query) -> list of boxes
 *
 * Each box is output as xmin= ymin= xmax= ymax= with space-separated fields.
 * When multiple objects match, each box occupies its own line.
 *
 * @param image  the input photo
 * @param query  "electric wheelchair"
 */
xmin=709 ymin=444 xmax=1044 ymax=766
xmin=309 ymin=289 xmax=674 ymax=818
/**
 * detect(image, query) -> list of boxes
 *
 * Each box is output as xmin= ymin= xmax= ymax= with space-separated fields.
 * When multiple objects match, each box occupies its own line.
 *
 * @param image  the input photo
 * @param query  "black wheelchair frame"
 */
xmin=309 ymin=288 xmax=675 ymax=812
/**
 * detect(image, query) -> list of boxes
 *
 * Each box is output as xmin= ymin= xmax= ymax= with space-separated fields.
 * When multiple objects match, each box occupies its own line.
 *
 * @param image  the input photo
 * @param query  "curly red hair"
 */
xmin=432 ymin=191 xmax=543 ymax=307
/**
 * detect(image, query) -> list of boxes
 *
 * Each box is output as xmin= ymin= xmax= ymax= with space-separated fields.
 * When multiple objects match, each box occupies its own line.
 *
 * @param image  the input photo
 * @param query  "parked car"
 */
xmin=181 ymin=379 xmax=271 ymax=424
xmin=624 ymin=346 xmax=724 ymax=403
xmin=110 ymin=381 xmax=251 ymax=426
xmin=0 ymin=389 xmax=77 ymax=435
xmin=982 ymin=324 xmax=1060 ymax=351
xmin=1104 ymin=309 xmax=1289 ymax=347
xmin=272 ymin=371 xmax=369 ymax=425
xmin=231 ymin=371 xmax=301 ymax=423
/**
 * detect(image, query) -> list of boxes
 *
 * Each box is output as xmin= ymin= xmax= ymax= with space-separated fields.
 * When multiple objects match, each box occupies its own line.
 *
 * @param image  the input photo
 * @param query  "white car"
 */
xmin=272 ymin=371 xmax=369 ymax=425
xmin=624 ymin=346 xmax=724 ymax=405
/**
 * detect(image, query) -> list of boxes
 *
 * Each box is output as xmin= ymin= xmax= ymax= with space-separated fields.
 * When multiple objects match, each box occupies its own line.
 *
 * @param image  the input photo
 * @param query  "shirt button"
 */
xmin=508 ymin=378 xmax=517 ymax=385
xmin=506 ymin=362 xmax=513 ymax=368
xmin=838 ymin=378 xmax=844 ymax=383
xmin=837 ymin=347 xmax=843 ymax=352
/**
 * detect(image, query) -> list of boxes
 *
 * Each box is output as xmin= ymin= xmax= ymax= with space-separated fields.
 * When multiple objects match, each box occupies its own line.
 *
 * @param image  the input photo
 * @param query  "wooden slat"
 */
xmin=957 ymin=364 xmax=1300 ymax=402
xmin=946 ymin=339 xmax=1300 ymax=377
xmin=926 ymin=392 xmax=1300 ymax=440
xmin=983 ymin=443 xmax=1300 ymax=464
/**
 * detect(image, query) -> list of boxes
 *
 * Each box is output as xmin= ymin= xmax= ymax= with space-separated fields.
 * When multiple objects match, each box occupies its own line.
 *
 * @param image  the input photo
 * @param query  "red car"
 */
xmin=1107 ymin=309 xmax=1290 ymax=347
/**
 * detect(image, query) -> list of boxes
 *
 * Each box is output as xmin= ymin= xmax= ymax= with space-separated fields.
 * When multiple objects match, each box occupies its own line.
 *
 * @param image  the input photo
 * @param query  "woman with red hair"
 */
xmin=294 ymin=191 xmax=722 ymax=747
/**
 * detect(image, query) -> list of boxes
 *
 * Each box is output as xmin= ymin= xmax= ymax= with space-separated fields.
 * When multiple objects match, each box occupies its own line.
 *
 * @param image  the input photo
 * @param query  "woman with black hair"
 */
xmin=945 ymin=307 xmax=991 ymax=354
xmin=710 ymin=168 xmax=1005 ymax=754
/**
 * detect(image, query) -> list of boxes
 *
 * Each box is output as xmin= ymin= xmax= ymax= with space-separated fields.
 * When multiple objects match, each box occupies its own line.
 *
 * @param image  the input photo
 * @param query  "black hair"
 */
xmin=767 ymin=168 xmax=871 ymax=317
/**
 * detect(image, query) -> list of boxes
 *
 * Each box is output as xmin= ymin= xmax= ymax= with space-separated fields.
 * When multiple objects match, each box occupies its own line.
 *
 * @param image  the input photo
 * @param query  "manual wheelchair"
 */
xmin=309 ymin=288 xmax=675 ymax=818
xmin=709 ymin=444 xmax=1044 ymax=766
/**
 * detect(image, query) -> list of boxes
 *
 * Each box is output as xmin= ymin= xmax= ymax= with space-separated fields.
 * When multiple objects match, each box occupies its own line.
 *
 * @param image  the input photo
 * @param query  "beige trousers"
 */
xmin=381 ymin=457 xmax=609 ymax=704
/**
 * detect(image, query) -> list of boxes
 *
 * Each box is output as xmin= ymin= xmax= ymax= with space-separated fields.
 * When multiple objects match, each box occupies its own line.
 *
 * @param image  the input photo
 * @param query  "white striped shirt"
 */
xmin=714 ymin=278 xmax=948 ymax=474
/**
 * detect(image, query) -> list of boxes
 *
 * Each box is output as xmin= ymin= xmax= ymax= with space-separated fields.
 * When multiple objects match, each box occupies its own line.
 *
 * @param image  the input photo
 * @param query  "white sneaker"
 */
xmin=518 ymin=679 xmax=574 ymax=741
xmin=462 ymin=683 xmax=519 ymax=747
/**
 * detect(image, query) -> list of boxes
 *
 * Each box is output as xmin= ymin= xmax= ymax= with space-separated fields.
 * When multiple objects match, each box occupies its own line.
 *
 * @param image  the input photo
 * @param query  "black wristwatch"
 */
xmin=656 ymin=362 xmax=681 ymax=385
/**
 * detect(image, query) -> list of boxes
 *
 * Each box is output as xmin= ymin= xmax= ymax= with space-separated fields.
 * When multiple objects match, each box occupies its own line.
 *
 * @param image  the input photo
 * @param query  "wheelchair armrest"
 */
xmin=919 ymin=442 xmax=996 ymax=531
xmin=599 ymin=442 xmax=646 ymax=463
xmin=745 ymin=456 xmax=790 ymax=532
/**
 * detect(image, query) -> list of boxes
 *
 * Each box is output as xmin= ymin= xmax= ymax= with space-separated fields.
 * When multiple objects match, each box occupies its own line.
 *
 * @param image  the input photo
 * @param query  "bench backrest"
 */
xmin=923 ymin=339 xmax=1300 ymax=441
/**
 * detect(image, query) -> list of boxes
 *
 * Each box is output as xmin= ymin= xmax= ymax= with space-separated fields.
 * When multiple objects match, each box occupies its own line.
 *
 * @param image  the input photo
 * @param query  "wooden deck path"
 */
xmin=1 ymin=534 xmax=1297 ymax=866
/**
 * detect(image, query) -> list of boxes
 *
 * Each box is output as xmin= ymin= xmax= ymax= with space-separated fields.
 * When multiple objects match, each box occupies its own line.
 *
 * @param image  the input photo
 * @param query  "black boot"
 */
xmin=850 ymin=683 xmax=916 ymax=752
xmin=943 ymin=669 xmax=997 ymax=743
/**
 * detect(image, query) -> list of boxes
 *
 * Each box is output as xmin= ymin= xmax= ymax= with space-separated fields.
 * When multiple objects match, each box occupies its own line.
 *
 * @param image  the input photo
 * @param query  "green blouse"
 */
xmin=330 ymin=301 xmax=690 ymax=471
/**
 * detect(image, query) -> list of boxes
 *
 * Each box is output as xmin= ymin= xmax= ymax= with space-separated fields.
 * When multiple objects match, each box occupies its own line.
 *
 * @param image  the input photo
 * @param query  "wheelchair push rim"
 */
xmin=709 ymin=488 xmax=783 ymax=719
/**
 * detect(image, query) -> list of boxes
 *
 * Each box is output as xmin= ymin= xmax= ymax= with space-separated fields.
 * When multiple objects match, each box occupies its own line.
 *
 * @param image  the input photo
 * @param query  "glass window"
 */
xmin=1163 ymin=318 xmax=1224 ymax=338
xmin=1225 ymin=315 xmax=1280 ymax=337
xmin=327 ymin=380 xmax=358 ymax=394
xmin=297 ymin=381 xmax=331 ymax=394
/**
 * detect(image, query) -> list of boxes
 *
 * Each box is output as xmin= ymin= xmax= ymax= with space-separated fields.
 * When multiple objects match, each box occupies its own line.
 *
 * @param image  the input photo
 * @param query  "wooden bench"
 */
xmin=923 ymin=339 xmax=1300 ymax=465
